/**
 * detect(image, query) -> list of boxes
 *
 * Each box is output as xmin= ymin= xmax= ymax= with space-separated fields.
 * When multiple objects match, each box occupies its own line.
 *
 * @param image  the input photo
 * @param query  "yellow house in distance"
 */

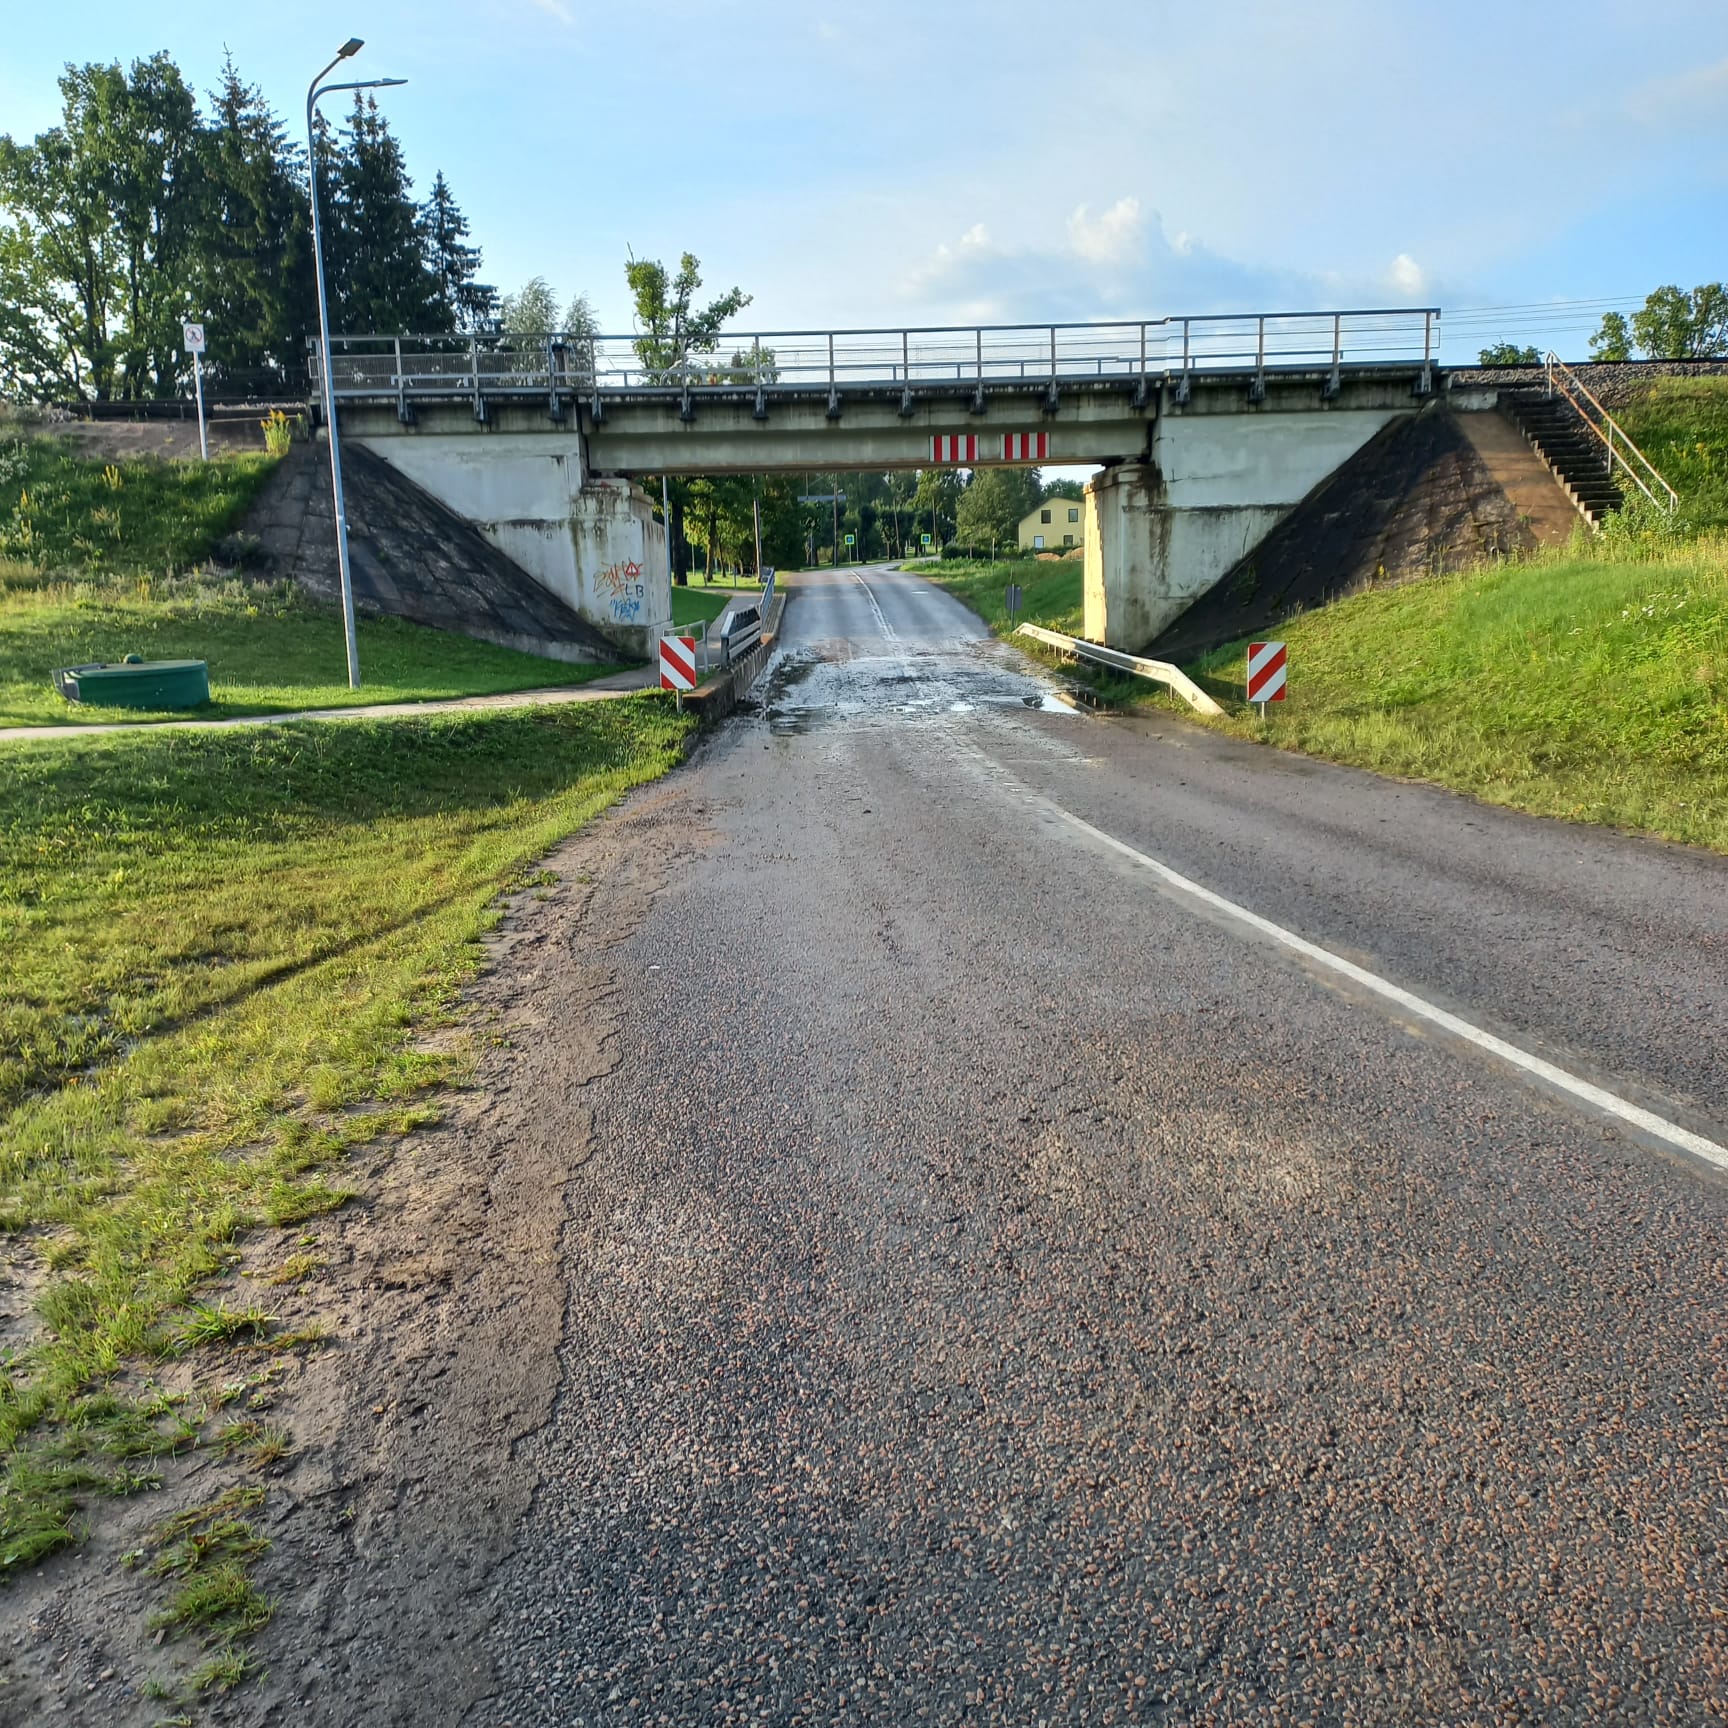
xmin=1017 ymin=499 xmax=1084 ymax=552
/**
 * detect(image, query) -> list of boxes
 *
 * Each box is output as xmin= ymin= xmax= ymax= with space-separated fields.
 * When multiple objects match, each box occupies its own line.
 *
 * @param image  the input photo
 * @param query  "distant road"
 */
xmin=469 ymin=562 xmax=1728 ymax=1726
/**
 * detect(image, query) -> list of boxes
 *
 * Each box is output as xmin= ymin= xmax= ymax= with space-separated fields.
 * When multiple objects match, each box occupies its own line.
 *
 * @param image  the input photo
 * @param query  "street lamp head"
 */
xmin=338 ymin=38 xmax=364 ymax=57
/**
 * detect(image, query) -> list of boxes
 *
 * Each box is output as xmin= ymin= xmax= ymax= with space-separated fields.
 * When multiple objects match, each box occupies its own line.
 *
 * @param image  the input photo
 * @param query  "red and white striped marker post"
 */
xmin=930 ymin=433 xmax=977 ymax=465
xmin=1246 ymin=640 xmax=1287 ymax=715
xmin=659 ymin=633 xmax=698 ymax=711
xmin=1001 ymin=431 xmax=1048 ymax=463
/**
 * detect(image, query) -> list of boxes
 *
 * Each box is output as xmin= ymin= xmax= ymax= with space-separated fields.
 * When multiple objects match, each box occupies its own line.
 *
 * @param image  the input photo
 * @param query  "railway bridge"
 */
xmin=316 ymin=309 xmax=1442 ymax=655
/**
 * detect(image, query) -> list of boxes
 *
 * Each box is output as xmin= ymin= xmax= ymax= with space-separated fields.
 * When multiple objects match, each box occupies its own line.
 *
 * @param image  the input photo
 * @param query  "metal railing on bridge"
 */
xmin=1543 ymin=352 xmax=1679 ymax=512
xmin=312 ymin=307 xmax=1440 ymax=419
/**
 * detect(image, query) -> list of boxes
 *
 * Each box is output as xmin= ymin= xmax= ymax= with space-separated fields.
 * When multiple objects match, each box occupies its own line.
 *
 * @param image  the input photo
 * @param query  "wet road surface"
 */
xmin=473 ymin=565 xmax=1728 ymax=1727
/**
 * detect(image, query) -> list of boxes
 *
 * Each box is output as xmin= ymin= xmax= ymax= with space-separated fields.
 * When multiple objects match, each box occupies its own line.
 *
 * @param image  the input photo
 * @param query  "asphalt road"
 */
xmin=473 ymin=565 xmax=1728 ymax=1727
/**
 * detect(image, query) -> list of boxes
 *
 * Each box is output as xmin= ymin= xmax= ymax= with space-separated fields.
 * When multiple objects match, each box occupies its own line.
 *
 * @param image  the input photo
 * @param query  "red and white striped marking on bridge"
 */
xmin=659 ymin=633 xmax=698 ymax=692
xmin=929 ymin=432 xmax=1050 ymax=465
xmin=930 ymin=433 xmax=977 ymax=464
xmin=1246 ymin=640 xmax=1287 ymax=704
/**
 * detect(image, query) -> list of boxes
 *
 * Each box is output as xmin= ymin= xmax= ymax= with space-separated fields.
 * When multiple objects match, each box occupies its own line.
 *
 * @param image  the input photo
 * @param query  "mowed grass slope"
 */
xmin=0 ymin=431 xmax=626 ymax=725
xmin=1613 ymin=376 xmax=1728 ymax=530
xmin=1196 ymin=535 xmax=1728 ymax=850
xmin=0 ymin=572 xmax=623 ymax=727
xmin=0 ymin=697 xmax=691 ymax=1573
xmin=909 ymin=556 xmax=1084 ymax=635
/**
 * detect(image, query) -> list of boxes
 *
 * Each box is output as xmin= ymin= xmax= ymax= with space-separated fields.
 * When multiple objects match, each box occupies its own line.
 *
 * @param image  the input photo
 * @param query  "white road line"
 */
xmin=1047 ymin=800 xmax=1728 ymax=1174
xmin=849 ymin=570 xmax=898 ymax=642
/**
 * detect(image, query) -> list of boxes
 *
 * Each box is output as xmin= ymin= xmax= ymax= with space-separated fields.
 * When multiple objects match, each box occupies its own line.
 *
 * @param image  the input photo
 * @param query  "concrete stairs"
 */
xmin=1501 ymin=390 xmax=1622 ymax=526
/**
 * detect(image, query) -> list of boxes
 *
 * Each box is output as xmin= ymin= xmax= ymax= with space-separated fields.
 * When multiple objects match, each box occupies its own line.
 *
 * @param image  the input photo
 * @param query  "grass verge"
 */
xmin=0 ymin=432 xmax=630 ymax=726
xmin=669 ymin=585 xmax=734 ymax=629
xmin=1613 ymin=376 xmax=1728 ymax=531
xmin=1188 ymin=534 xmax=1728 ymax=850
xmin=907 ymin=557 xmax=1083 ymax=635
xmin=0 ymin=431 xmax=276 ymax=577
xmin=0 ymin=570 xmax=626 ymax=728
xmin=0 ymin=696 xmax=692 ymax=1582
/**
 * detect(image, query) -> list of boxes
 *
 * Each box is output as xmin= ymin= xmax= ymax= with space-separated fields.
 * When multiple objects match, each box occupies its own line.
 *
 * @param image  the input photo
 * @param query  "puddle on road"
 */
xmin=759 ymin=645 xmax=1076 ymax=737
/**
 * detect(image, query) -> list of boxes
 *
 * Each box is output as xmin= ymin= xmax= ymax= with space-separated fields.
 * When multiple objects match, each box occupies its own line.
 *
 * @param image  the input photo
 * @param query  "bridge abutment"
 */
xmin=1082 ymin=399 xmax=1411 ymax=650
xmin=352 ymin=431 xmax=671 ymax=658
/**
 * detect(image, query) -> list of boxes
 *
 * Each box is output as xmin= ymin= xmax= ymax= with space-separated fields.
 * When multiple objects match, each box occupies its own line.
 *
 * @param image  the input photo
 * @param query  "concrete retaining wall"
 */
xmin=245 ymin=441 xmax=618 ymax=664
xmin=683 ymin=592 xmax=786 ymax=724
xmin=352 ymin=432 xmax=671 ymax=660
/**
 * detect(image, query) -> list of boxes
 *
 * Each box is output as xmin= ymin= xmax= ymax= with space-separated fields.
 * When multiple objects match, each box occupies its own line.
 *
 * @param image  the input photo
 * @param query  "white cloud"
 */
xmin=1625 ymin=56 xmax=1728 ymax=126
xmin=1389 ymin=253 xmax=1425 ymax=294
xmin=1066 ymin=198 xmax=1144 ymax=266
xmin=525 ymin=0 xmax=574 ymax=23
xmin=899 ymin=204 xmax=1326 ymax=325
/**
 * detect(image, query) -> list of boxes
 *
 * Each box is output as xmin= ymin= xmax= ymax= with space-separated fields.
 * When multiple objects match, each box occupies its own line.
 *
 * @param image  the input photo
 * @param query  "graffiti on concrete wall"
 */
xmin=596 ymin=558 xmax=646 ymax=623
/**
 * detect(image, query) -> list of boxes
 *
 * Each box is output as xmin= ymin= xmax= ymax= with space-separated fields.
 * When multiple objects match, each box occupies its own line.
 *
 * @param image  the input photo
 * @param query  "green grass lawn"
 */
xmin=0 ymin=698 xmax=691 ymax=1623
xmin=1613 ymin=376 xmax=1728 ymax=530
xmin=910 ymin=556 xmax=1083 ymax=635
xmin=668 ymin=585 xmax=734 ymax=628
xmin=0 ymin=570 xmax=624 ymax=727
xmin=1189 ymin=534 xmax=1728 ymax=851
xmin=0 ymin=431 xmax=630 ymax=725
xmin=0 ymin=431 xmax=277 ymax=575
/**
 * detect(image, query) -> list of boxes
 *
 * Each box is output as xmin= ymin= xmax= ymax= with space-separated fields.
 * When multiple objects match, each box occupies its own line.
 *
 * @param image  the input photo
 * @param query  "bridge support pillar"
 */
xmin=1082 ymin=403 xmax=1409 ymax=651
xmin=353 ymin=434 xmax=671 ymax=658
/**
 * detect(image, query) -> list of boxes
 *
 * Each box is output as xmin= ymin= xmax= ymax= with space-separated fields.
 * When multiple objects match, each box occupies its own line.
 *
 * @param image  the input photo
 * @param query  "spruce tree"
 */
xmin=421 ymin=170 xmax=495 ymax=333
xmin=199 ymin=55 xmax=315 ymax=388
xmin=325 ymin=94 xmax=437 ymax=334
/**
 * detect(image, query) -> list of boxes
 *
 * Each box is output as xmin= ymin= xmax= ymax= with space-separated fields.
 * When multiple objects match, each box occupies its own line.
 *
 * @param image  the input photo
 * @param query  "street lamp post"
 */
xmin=307 ymin=39 xmax=407 ymax=690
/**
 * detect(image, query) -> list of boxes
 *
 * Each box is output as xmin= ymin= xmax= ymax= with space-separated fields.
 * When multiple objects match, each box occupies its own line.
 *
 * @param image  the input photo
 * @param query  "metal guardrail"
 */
xmin=1016 ymin=623 xmax=1224 ymax=716
xmin=310 ymin=309 xmax=1441 ymax=418
xmin=1543 ymin=352 xmax=1679 ymax=511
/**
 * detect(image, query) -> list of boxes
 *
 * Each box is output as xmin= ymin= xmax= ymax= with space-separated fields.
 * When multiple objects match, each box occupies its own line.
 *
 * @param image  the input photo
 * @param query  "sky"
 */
xmin=3 ymin=0 xmax=1726 ymax=365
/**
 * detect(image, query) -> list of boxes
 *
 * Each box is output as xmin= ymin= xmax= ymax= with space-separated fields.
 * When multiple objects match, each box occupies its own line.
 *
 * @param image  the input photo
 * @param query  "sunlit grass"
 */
xmin=1189 ymin=533 xmax=1728 ymax=850
xmin=0 ymin=696 xmax=691 ymax=1571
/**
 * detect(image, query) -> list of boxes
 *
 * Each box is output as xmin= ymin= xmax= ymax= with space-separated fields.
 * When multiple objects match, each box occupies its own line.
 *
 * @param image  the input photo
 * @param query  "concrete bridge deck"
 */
xmin=310 ymin=308 xmax=1448 ymax=657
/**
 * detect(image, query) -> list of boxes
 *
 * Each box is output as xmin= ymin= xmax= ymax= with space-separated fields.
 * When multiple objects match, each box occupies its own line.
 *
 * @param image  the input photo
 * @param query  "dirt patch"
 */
xmin=0 ymin=775 xmax=714 ymax=1725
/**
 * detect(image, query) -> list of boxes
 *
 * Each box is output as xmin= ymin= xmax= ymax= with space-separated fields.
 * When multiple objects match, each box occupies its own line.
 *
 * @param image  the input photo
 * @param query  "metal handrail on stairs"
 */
xmin=1543 ymin=353 xmax=1679 ymax=512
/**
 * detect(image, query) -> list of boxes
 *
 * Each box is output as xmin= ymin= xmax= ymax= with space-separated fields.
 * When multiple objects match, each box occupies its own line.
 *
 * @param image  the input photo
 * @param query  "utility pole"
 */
xmin=832 ymin=472 xmax=840 ymax=571
xmin=662 ymin=473 xmax=675 ymax=586
xmin=308 ymin=38 xmax=407 ymax=690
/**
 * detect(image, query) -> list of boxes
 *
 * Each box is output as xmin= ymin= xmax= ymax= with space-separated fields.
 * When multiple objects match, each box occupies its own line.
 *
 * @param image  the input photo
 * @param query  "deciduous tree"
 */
xmin=1477 ymin=342 xmax=1541 ymax=366
xmin=1632 ymin=285 xmax=1728 ymax=360
xmin=955 ymin=466 xmax=1043 ymax=548
xmin=625 ymin=251 xmax=749 ymax=382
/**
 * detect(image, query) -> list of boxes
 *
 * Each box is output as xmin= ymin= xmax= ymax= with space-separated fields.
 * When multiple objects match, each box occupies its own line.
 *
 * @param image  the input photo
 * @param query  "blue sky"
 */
xmin=4 ymin=0 xmax=1725 ymax=362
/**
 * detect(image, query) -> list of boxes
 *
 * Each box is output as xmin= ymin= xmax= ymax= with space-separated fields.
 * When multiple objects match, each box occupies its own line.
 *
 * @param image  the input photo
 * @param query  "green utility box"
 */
xmin=53 ymin=657 xmax=211 ymax=709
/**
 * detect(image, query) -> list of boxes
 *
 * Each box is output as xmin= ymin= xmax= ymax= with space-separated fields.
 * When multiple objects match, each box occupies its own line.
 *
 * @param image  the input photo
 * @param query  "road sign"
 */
xmin=659 ymin=633 xmax=698 ymax=692
xmin=930 ymin=433 xmax=977 ymax=464
xmin=182 ymin=323 xmax=209 ymax=462
xmin=1247 ymin=640 xmax=1287 ymax=706
xmin=920 ymin=533 xmax=933 ymax=548
xmin=1005 ymin=583 xmax=1024 ymax=619
xmin=843 ymin=532 xmax=855 ymax=547
xmin=1001 ymin=432 xmax=1048 ymax=462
